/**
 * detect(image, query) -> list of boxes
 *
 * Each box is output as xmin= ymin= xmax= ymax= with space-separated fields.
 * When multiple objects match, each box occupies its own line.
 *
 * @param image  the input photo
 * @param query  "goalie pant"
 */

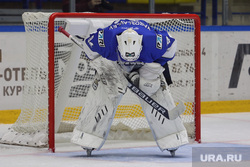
xmin=71 ymin=57 xmax=188 ymax=151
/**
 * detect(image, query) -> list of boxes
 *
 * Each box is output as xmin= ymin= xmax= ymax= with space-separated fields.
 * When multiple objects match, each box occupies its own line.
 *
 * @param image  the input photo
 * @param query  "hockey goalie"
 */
xmin=65 ymin=19 xmax=189 ymax=156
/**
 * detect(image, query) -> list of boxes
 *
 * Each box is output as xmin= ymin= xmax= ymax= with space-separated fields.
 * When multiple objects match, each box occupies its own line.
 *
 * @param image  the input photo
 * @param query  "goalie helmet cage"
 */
xmin=1 ymin=12 xmax=201 ymax=153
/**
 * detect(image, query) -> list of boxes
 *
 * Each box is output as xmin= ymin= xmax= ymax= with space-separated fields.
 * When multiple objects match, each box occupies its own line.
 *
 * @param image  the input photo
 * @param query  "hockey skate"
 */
xmin=82 ymin=147 xmax=95 ymax=157
xmin=167 ymin=147 xmax=178 ymax=157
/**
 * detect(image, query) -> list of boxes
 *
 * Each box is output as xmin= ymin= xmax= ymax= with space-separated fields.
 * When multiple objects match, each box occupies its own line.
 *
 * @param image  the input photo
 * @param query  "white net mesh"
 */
xmin=0 ymin=12 xmax=199 ymax=148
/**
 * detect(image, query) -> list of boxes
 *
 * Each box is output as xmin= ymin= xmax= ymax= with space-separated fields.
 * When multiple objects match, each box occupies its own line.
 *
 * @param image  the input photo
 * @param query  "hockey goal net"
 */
xmin=0 ymin=12 xmax=200 ymax=152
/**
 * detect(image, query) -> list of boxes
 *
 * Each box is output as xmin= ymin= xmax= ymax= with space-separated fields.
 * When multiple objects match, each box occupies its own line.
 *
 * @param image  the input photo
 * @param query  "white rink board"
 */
xmin=0 ymin=27 xmax=250 ymax=110
xmin=201 ymin=31 xmax=250 ymax=101
xmin=0 ymin=32 xmax=26 ymax=110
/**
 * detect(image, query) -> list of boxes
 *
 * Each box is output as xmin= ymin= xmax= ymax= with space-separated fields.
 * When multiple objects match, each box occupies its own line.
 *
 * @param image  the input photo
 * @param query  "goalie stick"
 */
xmin=127 ymin=81 xmax=186 ymax=120
xmin=58 ymin=26 xmax=185 ymax=120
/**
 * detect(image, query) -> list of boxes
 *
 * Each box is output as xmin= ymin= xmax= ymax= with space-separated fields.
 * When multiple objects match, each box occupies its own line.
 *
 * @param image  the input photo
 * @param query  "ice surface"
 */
xmin=1 ymin=113 xmax=250 ymax=167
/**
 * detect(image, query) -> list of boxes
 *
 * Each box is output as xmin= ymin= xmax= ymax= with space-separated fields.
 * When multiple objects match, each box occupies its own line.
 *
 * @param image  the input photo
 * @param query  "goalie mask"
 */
xmin=116 ymin=28 xmax=143 ymax=62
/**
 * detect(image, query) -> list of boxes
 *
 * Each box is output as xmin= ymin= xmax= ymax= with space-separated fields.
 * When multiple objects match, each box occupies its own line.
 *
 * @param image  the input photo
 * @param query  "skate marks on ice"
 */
xmin=45 ymin=146 xmax=190 ymax=163
xmin=42 ymin=143 xmax=250 ymax=163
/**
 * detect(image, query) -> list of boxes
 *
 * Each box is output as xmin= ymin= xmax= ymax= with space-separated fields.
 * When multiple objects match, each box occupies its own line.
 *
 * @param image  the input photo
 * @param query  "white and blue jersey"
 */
xmin=84 ymin=19 xmax=176 ymax=66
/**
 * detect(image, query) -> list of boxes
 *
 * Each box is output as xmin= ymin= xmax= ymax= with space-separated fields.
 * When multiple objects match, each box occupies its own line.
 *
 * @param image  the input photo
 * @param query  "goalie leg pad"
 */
xmin=140 ymin=76 xmax=189 ymax=151
xmin=71 ymin=129 xmax=105 ymax=149
xmin=71 ymin=58 xmax=127 ymax=150
xmin=71 ymin=93 xmax=121 ymax=150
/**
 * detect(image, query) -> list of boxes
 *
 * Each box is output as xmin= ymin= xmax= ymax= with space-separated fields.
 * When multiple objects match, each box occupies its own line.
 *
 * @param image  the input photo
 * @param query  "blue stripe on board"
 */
xmin=1 ymin=25 xmax=250 ymax=32
xmin=0 ymin=26 xmax=25 ymax=32
xmin=201 ymin=26 xmax=250 ymax=31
